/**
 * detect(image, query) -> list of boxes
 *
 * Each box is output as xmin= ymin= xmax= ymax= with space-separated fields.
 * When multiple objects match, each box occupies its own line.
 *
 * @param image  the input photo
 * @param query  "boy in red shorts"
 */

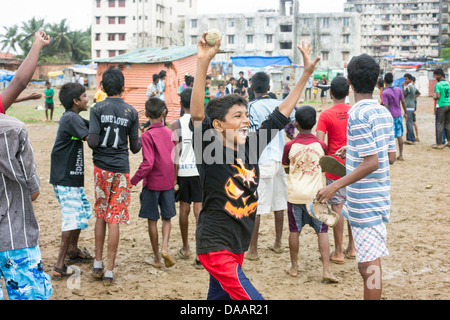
xmin=88 ymin=67 xmax=141 ymax=285
xmin=190 ymin=33 xmax=320 ymax=300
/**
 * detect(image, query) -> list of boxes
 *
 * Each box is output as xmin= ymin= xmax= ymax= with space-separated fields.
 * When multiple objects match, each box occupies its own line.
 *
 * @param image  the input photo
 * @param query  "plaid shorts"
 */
xmin=0 ymin=246 xmax=52 ymax=300
xmin=351 ymin=223 xmax=389 ymax=263
xmin=53 ymin=185 xmax=92 ymax=232
xmin=94 ymin=165 xmax=131 ymax=224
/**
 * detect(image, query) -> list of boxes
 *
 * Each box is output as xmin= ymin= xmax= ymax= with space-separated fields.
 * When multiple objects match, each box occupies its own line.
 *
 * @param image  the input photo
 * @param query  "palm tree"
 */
xmin=46 ymin=19 xmax=71 ymax=57
xmin=17 ymin=17 xmax=46 ymax=57
xmin=68 ymin=29 xmax=91 ymax=63
xmin=0 ymin=25 xmax=21 ymax=53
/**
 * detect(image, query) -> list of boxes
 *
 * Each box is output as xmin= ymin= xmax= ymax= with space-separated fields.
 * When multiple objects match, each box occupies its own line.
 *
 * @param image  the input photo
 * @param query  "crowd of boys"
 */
xmin=1 ymin=31 xmax=449 ymax=301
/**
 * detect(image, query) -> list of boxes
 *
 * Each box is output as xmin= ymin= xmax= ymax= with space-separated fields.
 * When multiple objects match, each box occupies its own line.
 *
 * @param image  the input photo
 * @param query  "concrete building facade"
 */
xmin=91 ymin=0 xmax=198 ymax=59
xmin=184 ymin=0 xmax=361 ymax=69
xmin=344 ymin=0 xmax=450 ymax=59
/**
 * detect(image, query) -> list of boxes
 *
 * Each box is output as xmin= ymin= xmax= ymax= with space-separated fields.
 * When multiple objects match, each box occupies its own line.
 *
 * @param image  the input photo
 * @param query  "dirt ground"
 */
xmin=2 ymin=88 xmax=449 ymax=301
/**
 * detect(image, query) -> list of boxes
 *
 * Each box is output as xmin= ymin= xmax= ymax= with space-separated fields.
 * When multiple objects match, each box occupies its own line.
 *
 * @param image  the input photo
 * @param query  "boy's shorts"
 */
xmin=198 ymin=250 xmax=264 ymax=300
xmin=256 ymin=161 xmax=288 ymax=215
xmin=351 ymin=223 xmax=389 ymax=263
xmin=176 ymin=176 xmax=202 ymax=204
xmin=94 ymin=165 xmax=131 ymax=224
xmin=139 ymin=187 xmax=176 ymax=221
xmin=45 ymin=102 xmax=54 ymax=110
xmin=326 ymin=178 xmax=347 ymax=205
xmin=393 ymin=116 xmax=404 ymax=138
xmin=53 ymin=185 xmax=92 ymax=232
xmin=0 ymin=246 xmax=52 ymax=300
xmin=287 ymin=202 xmax=328 ymax=234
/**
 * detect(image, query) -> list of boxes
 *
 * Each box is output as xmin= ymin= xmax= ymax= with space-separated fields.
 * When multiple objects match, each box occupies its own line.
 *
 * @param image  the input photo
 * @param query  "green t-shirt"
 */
xmin=44 ymin=88 xmax=55 ymax=104
xmin=434 ymin=80 xmax=450 ymax=107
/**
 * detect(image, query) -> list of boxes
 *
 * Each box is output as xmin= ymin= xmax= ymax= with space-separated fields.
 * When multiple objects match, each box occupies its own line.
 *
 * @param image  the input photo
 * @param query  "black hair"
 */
xmin=384 ymin=72 xmax=394 ymax=85
xmin=377 ymin=78 xmax=384 ymax=88
xmin=434 ymin=68 xmax=445 ymax=77
xmin=45 ymin=81 xmax=51 ymax=86
xmin=218 ymin=83 xmax=224 ymax=88
xmin=59 ymin=82 xmax=86 ymax=110
xmin=102 ymin=67 xmax=125 ymax=96
xmin=229 ymin=77 xmax=236 ymax=82
xmin=404 ymin=73 xmax=413 ymax=80
xmin=330 ymin=76 xmax=349 ymax=100
xmin=153 ymin=74 xmax=160 ymax=82
xmin=234 ymin=88 xmax=242 ymax=95
xmin=286 ymin=76 xmax=290 ymax=80
xmin=206 ymin=75 xmax=212 ymax=80
xmin=145 ymin=97 xmax=167 ymax=119
xmin=347 ymin=53 xmax=380 ymax=94
xmin=205 ymin=94 xmax=247 ymax=122
xmin=412 ymin=76 xmax=416 ymax=82
xmin=180 ymin=88 xmax=192 ymax=109
xmin=239 ymin=71 xmax=244 ymax=75
xmin=185 ymin=76 xmax=194 ymax=86
xmin=295 ymin=105 xmax=316 ymax=130
xmin=159 ymin=70 xmax=166 ymax=79
xmin=251 ymin=71 xmax=270 ymax=94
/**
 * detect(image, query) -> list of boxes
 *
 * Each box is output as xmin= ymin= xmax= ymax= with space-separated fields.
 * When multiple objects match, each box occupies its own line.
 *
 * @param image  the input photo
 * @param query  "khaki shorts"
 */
xmin=256 ymin=161 xmax=288 ymax=215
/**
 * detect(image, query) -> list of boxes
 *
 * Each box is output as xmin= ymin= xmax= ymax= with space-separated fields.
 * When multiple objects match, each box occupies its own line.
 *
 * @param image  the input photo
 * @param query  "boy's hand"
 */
xmin=197 ymin=32 xmax=221 ymax=62
xmin=34 ymin=30 xmax=51 ymax=49
xmin=297 ymin=41 xmax=320 ymax=74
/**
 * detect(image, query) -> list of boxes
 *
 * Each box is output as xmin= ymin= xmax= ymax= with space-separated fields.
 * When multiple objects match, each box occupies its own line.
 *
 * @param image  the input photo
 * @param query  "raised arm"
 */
xmin=278 ymin=41 xmax=320 ymax=118
xmin=191 ymin=32 xmax=221 ymax=125
xmin=1 ymin=31 xmax=50 ymax=112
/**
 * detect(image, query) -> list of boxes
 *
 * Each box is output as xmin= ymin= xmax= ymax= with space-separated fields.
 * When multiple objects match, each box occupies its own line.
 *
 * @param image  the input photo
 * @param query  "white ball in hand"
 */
xmin=205 ymin=29 xmax=222 ymax=46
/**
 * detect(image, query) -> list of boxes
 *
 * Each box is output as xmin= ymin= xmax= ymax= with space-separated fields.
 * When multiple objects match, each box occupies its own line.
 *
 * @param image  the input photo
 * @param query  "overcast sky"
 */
xmin=0 ymin=0 xmax=345 ymax=31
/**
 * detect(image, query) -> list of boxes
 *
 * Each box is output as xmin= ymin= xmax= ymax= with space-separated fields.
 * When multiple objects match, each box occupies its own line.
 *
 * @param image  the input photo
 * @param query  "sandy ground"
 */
xmin=2 ymin=89 xmax=449 ymax=301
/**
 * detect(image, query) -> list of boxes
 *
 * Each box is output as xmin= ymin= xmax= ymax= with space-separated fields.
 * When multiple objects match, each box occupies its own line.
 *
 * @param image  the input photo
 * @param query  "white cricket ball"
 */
xmin=174 ymin=184 xmax=180 ymax=192
xmin=205 ymin=29 xmax=222 ymax=46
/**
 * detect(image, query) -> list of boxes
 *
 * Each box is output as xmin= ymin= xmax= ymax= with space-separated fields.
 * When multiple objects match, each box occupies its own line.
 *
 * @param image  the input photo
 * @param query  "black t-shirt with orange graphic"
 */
xmin=190 ymin=108 xmax=290 ymax=255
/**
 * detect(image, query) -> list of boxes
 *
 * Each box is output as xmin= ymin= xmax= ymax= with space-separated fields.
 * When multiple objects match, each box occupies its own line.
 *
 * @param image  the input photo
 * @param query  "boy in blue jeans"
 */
xmin=316 ymin=54 xmax=397 ymax=300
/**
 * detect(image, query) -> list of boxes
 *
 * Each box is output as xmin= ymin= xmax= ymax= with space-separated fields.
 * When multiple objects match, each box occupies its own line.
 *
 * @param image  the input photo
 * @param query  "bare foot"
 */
xmin=161 ymin=252 xmax=175 ymax=268
xmin=145 ymin=258 xmax=162 ymax=269
xmin=284 ymin=265 xmax=298 ymax=277
xmin=323 ymin=272 xmax=339 ymax=283
xmin=245 ymin=251 xmax=259 ymax=261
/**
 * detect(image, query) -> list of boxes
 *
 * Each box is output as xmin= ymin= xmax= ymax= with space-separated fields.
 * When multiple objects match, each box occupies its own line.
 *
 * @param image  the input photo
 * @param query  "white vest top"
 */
xmin=177 ymin=114 xmax=199 ymax=177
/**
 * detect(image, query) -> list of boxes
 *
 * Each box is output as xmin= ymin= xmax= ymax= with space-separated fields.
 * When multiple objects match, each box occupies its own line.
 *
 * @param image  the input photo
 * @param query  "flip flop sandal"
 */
xmin=319 ymin=155 xmax=346 ymax=177
xmin=66 ymin=248 xmax=93 ymax=263
xmin=307 ymin=198 xmax=340 ymax=228
xmin=52 ymin=264 xmax=75 ymax=279
xmin=177 ymin=248 xmax=190 ymax=260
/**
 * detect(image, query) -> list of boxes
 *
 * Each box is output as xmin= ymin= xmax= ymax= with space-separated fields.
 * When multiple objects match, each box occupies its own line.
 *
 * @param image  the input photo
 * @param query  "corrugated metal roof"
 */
xmin=94 ymin=45 xmax=198 ymax=64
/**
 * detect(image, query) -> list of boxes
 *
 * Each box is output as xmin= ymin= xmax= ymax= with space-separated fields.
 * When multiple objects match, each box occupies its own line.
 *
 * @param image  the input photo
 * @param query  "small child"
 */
xmin=131 ymin=98 xmax=176 ymax=269
xmin=189 ymin=33 xmax=320 ymax=300
xmin=171 ymin=88 xmax=203 ymax=268
xmin=44 ymin=81 xmax=55 ymax=121
xmin=282 ymin=106 xmax=338 ymax=283
xmin=50 ymin=83 xmax=93 ymax=278
xmin=88 ymin=67 xmax=142 ymax=285
xmin=93 ymin=81 xmax=107 ymax=104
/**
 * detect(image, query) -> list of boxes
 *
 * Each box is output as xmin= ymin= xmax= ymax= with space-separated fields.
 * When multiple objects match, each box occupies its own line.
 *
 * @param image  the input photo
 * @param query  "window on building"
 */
xmin=96 ymin=17 xmax=101 ymax=24
xmin=118 ymin=0 xmax=126 ymax=7
xmin=96 ymin=50 xmax=101 ymax=58
xmin=280 ymin=25 xmax=293 ymax=32
xmin=108 ymin=17 xmax=116 ymax=24
xmin=228 ymin=19 xmax=235 ymax=28
xmin=266 ymin=18 xmax=272 ymax=27
xmin=322 ymin=51 xmax=329 ymax=61
xmin=342 ymin=51 xmax=349 ymax=62
xmin=322 ymin=17 xmax=329 ymax=27
xmin=119 ymin=17 xmax=126 ymax=24
xmin=228 ymin=35 xmax=235 ymax=44
xmin=108 ymin=33 xmax=116 ymax=41
xmin=247 ymin=18 xmax=254 ymax=27
xmin=191 ymin=19 xmax=198 ymax=28
xmin=108 ymin=0 xmax=115 ymax=8
xmin=118 ymin=33 xmax=126 ymax=41
xmin=96 ymin=0 xmax=101 ymax=8
xmin=247 ymin=35 xmax=253 ymax=44
xmin=109 ymin=50 xmax=116 ymax=57
xmin=280 ymin=42 xmax=292 ymax=49
xmin=343 ymin=17 xmax=350 ymax=26
xmin=343 ymin=34 xmax=349 ymax=43
xmin=119 ymin=50 xmax=126 ymax=55
xmin=266 ymin=34 xmax=273 ymax=43
xmin=95 ymin=33 xmax=101 ymax=41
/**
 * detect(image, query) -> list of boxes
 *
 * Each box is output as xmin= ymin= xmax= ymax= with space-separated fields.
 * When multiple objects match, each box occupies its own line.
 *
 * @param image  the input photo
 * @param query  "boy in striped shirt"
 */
xmin=316 ymin=54 xmax=396 ymax=300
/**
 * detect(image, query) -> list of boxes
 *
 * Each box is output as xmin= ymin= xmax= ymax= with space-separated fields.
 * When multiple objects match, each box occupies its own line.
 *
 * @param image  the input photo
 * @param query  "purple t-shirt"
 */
xmin=381 ymin=86 xmax=404 ymax=118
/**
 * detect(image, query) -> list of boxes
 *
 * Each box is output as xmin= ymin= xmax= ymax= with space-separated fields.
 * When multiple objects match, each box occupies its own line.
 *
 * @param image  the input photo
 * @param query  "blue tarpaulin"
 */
xmin=231 ymin=56 xmax=292 ymax=68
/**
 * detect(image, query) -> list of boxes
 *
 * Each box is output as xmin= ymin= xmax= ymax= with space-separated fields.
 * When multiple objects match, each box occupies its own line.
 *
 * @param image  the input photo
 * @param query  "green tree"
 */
xmin=0 ymin=25 xmax=21 ymax=53
xmin=17 ymin=17 xmax=46 ymax=57
xmin=68 ymin=29 xmax=91 ymax=64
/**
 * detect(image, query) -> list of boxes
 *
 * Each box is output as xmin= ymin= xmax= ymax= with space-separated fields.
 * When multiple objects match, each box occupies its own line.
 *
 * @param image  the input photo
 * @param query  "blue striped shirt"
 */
xmin=342 ymin=99 xmax=396 ymax=228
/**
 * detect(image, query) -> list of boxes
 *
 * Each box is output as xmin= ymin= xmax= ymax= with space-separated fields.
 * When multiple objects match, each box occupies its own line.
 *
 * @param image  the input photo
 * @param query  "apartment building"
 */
xmin=184 ymin=0 xmax=360 ymax=69
xmin=344 ymin=0 xmax=450 ymax=59
xmin=91 ymin=0 xmax=198 ymax=59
